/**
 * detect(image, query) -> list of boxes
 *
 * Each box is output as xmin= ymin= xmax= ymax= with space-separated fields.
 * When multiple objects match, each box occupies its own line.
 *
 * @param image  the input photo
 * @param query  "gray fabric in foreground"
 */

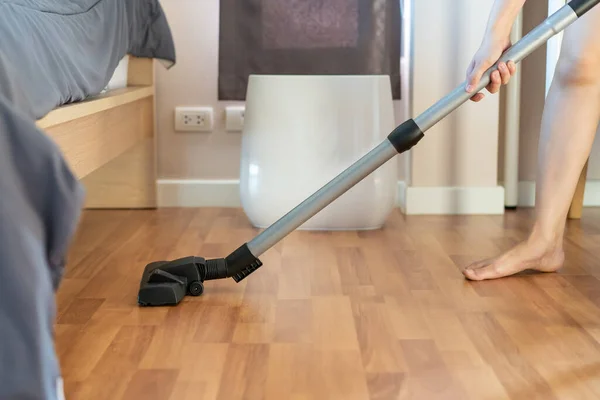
xmin=0 ymin=1 xmax=175 ymax=398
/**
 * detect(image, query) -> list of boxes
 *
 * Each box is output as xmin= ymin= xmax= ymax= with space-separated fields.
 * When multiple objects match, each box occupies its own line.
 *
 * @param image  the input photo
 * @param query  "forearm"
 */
xmin=484 ymin=0 xmax=527 ymax=40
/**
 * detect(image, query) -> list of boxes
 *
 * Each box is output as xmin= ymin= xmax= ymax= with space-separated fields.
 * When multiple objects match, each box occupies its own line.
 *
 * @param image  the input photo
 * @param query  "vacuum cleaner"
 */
xmin=138 ymin=0 xmax=600 ymax=306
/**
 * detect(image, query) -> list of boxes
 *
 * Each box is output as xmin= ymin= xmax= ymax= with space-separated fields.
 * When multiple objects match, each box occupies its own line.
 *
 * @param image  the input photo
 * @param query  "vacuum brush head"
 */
xmin=137 ymin=244 xmax=262 ymax=306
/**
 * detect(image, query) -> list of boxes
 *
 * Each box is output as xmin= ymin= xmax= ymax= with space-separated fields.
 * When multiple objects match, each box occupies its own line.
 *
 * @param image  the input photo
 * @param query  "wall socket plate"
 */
xmin=225 ymin=105 xmax=245 ymax=131
xmin=175 ymin=106 xmax=214 ymax=132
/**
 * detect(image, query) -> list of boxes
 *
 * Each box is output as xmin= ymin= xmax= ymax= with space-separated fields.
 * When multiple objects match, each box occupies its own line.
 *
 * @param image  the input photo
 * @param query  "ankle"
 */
xmin=527 ymin=226 xmax=563 ymax=253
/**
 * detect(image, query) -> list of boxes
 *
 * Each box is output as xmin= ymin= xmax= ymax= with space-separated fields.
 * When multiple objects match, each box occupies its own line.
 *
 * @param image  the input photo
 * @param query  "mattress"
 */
xmin=106 ymin=56 xmax=130 ymax=91
xmin=0 ymin=1 xmax=176 ymax=399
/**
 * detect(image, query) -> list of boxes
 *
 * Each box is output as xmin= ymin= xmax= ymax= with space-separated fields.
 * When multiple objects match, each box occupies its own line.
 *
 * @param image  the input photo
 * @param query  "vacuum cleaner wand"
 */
xmin=138 ymin=0 xmax=600 ymax=306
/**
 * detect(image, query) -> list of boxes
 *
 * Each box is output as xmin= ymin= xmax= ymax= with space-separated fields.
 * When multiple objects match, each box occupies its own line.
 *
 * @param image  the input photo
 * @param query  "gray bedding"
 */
xmin=0 ymin=1 xmax=175 ymax=399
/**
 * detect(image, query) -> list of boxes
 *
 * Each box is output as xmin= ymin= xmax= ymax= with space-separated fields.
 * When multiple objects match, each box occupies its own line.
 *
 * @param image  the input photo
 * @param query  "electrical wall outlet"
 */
xmin=225 ymin=105 xmax=245 ymax=131
xmin=175 ymin=106 xmax=214 ymax=132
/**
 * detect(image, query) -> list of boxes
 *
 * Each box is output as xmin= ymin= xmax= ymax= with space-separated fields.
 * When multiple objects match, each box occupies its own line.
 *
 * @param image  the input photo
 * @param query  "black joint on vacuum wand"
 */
xmin=568 ymin=0 xmax=599 ymax=17
xmin=225 ymin=243 xmax=263 ymax=282
xmin=387 ymin=119 xmax=424 ymax=153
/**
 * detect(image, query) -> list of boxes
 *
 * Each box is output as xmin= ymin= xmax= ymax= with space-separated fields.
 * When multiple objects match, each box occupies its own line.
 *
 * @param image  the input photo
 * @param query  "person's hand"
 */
xmin=465 ymin=35 xmax=517 ymax=102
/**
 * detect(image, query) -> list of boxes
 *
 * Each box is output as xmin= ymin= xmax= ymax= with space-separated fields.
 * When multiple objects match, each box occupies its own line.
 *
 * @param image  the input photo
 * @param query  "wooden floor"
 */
xmin=55 ymin=208 xmax=600 ymax=400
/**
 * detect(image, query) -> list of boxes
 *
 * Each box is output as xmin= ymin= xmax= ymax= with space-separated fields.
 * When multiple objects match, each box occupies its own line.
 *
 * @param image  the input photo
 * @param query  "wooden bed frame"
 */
xmin=37 ymin=56 xmax=156 ymax=209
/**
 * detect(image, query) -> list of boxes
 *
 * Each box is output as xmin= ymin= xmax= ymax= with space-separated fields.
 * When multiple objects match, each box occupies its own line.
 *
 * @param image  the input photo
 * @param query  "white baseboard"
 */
xmin=153 ymin=178 xmax=600 ymax=211
xmin=397 ymin=182 xmax=505 ymax=215
xmin=516 ymin=180 xmax=600 ymax=207
xmin=397 ymin=181 xmax=407 ymax=211
xmin=157 ymin=179 xmax=241 ymax=207
xmin=158 ymin=179 xmax=504 ymax=215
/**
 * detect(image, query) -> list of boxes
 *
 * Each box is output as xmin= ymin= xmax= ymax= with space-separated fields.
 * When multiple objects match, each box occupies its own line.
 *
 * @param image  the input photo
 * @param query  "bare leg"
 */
xmin=463 ymin=6 xmax=600 ymax=281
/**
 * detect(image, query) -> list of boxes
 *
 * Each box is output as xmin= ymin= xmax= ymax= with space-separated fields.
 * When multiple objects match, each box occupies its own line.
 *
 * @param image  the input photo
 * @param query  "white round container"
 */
xmin=239 ymin=75 xmax=397 ymax=230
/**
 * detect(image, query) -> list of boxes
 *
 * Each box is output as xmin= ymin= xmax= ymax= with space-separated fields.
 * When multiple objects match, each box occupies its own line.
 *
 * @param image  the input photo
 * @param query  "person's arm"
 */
xmin=484 ymin=0 xmax=527 ymax=41
xmin=466 ymin=0 xmax=527 ymax=101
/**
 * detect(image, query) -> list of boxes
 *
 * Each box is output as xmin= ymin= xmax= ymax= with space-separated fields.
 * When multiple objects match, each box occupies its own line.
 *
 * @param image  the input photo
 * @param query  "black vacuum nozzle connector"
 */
xmin=137 ymin=243 xmax=262 ymax=306
xmin=225 ymin=243 xmax=263 ymax=282
xmin=205 ymin=258 xmax=229 ymax=280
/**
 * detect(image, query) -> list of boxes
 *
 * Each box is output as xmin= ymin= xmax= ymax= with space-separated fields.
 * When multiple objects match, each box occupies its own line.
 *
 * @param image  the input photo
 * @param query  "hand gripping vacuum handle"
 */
xmin=218 ymin=0 xmax=600 ymax=282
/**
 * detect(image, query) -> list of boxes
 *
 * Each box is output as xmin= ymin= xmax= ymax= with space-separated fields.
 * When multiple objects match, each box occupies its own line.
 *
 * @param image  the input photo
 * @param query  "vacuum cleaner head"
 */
xmin=138 ymin=257 xmax=204 ymax=306
xmin=137 ymin=245 xmax=263 ymax=306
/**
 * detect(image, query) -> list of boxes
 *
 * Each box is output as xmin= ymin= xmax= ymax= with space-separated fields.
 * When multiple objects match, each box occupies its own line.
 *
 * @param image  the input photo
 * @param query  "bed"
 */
xmin=24 ymin=1 xmax=176 ymax=210
xmin=37 ymin=54 xmax=160 ymax=209
xmin=0 ymin=2 xmax=175 ymax=398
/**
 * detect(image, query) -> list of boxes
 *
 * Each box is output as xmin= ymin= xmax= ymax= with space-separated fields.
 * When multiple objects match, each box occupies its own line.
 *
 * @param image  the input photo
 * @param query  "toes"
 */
xmin=467 ymin=257 xmax=493 ymax=270
xmin=462 ymin=268 xmax=482 ymax=281
xmin=462 ymin=256 xmax=508 ymax=280
xmin=462 ymin=261 xmax=490 ymax=281
xmin=463 ymin=264 xmax=502 ymax=281
xmin=464 ymin=259 xmax=527 ymax=281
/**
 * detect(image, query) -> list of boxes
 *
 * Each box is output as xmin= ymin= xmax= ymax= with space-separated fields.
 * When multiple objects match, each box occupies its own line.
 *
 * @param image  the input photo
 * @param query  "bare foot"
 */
xmin=462 ymin=239 xmax=564 ymax=281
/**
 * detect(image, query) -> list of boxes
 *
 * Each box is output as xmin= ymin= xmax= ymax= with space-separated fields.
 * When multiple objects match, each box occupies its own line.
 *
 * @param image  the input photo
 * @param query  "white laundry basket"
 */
xmin=239 ymin=75 xmax=398 ymax=230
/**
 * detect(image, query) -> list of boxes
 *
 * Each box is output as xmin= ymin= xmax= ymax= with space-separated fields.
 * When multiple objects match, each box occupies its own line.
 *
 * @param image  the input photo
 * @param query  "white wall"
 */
xmin=498 ymin=0 xmax=549 ymax=183
xmin=409 ymin=0 xmax=500 ymax=187
xmin=156 ymin=0 xmax=241 ymax=180
xmin=400 ymin=0 xmax=504 ymax=214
